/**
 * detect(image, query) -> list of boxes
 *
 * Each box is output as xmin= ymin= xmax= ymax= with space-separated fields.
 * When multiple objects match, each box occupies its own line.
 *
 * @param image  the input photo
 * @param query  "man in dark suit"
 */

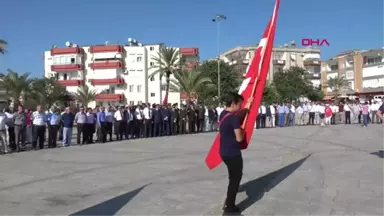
xmin=187 ymin=105 xmax=196 ymax=133
xmin=179 ymin=105 xmax=187 ymax=134
xmin=208 ymin=105 xmax=216 ymax=132
xmin=153 ymin=104 xmax=162 ymax=137
xmin=198 ymin=105 xmax=205 ymax=132
xmin=171 ymin=104 xmax=180 ymax=135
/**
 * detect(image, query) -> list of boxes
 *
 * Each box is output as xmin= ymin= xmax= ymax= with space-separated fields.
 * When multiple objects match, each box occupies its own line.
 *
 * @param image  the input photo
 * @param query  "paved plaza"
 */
xmin=0 ymin=124 xmax=383 ymax=215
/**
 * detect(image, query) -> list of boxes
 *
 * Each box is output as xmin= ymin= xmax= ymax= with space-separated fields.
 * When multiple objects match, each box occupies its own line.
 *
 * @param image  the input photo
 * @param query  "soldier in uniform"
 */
xmin=179 ymin=105 xmax=187 ymax=134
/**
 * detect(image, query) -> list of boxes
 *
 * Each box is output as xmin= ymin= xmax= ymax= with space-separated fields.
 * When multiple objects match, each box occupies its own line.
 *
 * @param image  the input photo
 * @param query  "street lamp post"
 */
xmin=212 ymin=14 xmax=226 ymax=99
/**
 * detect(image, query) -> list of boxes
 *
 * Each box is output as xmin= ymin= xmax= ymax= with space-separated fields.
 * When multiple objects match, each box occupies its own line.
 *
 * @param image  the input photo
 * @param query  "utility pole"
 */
xmin=212 ymin=14 xmax=226 ymax=99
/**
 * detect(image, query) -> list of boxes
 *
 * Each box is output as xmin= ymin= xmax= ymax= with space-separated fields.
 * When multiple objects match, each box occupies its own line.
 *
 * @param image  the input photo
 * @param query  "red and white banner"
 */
xmin=205 ymin=0 xmax=280 ymax=170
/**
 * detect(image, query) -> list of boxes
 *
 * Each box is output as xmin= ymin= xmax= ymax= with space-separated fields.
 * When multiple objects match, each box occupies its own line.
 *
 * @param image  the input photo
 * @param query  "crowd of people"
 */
xmin=0 ymin=103 xmax=224 ymax=153
xmin=255 ymin=100 xmax=384 ymax=128
xmin=0 ymin=99 xmax=383 ymax=154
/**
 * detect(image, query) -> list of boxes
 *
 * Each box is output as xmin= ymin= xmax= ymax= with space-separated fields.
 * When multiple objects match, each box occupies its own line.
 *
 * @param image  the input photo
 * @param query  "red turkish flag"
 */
xmin=205 ymin=0 xmax=280 ymax=170
xmin=163 ymin=91 xmax=168 ymax=105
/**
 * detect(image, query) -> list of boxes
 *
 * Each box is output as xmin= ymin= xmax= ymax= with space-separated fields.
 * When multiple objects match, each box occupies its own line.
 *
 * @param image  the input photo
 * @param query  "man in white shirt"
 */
xmin=260 ymin=104 xmax=267 ymax=128
xmin=314 ymin=103 xmax=320 ymax=125
xmin=308 ymin=102 xmax=316 ymax=125
xmin=114 ymin=106 xmax=124 ymax=140
xmin=143 ymin=104 xmax=152 ymax=138
xmin=302 ymin=103 xmax=309 ymax=125
xmin=296 ymin=104 xmax=304 ymax=125
xmin=343 ymin=102 xmax=352 ymax=124
xmin=318 ymin=103 xmax=325 ymax=126
xmin=216 ymin=104 xmax=224 ymax=123
xmin=0 ymin=109 xmax=9 ymax=153
xmin=330 ymin=103 xmax=339 ymax=124
xmin=135 ymin=105 xmax=144 ymax=138
xmin=370 ymin=101 xmax=379 ymax=123
xmin=32 ymin=105 xmax=47 ymax=150
xmin=289 ymin=103 xmax=296 ymax=126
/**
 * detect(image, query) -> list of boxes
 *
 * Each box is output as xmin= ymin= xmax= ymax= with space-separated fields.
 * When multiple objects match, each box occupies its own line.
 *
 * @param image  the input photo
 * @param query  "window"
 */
xmin=161 ymin=85 xmax=167 ymax=91
xmin=150 ymin=93 xmax=155 ymax=97
xmin=330 ymin=64 xmax=338 ymax=71
xmin=150 ymin=47 xmax=154 ymax=51
xmin=137 ymin=57 xmax=142 ymax=62
xmin=150 ymin=77 xmax=155 ymax=81
xmin=129 ymin=85 xmax=134 ymax=92
xmin=63 ymin=74 xmax=68 ymax=80
xmin=368 ymin=56 xmax=383 ymax=65
xmin=53 ymin=55 xmax=79 ymax=65
xmin=55 ymin=73 xmax=59 ymax=80
xmin=137 ymin=85 xmax=142 ymax=93
xmin=129 ymin=101 xmax=134 ymax=105
xmin=138 ymin=101 xmax=142 ymax=104
xmin=313 ymin=66 xmax=320 ymax=73
xmin=150 ymin=62 xmax=154 ymax=66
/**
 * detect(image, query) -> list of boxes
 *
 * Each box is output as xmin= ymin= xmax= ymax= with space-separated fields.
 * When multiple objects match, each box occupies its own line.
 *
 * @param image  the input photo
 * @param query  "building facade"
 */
xmin=218 ymin=42 xmax=321 ymax=87
xmin=44 ymin=41 xmax=199 ymax=107
xmin=321 ymin=48 xmax=384 ymax=98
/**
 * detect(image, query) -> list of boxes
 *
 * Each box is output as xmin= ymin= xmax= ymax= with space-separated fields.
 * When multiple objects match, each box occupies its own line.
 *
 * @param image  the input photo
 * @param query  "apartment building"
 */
xmin=44 ymin=40 xmax=199 ymax=107
xmin=219 ymin=42 xmax=321 ymax=87
xmin=321 ymin=48 xmax=384 ymax=98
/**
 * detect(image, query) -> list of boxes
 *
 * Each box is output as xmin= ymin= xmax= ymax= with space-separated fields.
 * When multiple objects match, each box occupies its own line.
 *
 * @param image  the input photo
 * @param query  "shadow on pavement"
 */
xmin=237 ymin=154 xmax=311 ymax=213
xmin=70 ymin=183 xmax=150 ymax=216
xmin=370 ymin=150 xmax=384 ymax=159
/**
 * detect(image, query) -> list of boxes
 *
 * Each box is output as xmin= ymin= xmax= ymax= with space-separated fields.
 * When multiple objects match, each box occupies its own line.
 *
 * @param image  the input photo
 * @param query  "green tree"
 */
xmin=327 ymin=76 xmax=350 ymax=97
xmin=73 ymin=85 xmax=96 ymax=106
xmin=198 ymin=60 xmax=241 ymax=102
xmin=0 ymin=39 xmax=7 ymax=54
xmin=169 ymin=69 xmax=213 ymax=104
xmin=307 ymin=85 xmax=325 ymax=101
xmin=0 ymin=69 xmax=34 ymax=106
xmin=149 ymin=47 xmax=181 ymax=101
xmin=30 ymin=77 xmax=68 ymax=109
xmin=262 ymin=84 xmax=281 ymax=104
xmin=272 ymin=66 xmax=315 ymax=101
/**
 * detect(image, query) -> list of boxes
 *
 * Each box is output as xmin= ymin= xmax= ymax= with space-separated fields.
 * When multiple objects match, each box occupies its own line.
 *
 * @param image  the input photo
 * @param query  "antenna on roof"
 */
xmin=116 ymin=40 xmax=120 ymax=44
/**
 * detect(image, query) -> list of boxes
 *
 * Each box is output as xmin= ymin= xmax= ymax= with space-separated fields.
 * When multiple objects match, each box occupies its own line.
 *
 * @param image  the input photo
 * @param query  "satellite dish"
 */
xmin=133 ymin=39 xmax=137 ymax=43
xmin=105 ymin=41 xmax=109 ymax=45
xmin=65 ymin=41 xmax=72 ymax=47
xmin=138 ymin=43 xmax=142 ymax=46
xmin=128 ymin=38 xmax=132 ymax=42
xmin=72 ymin=44 xmax=78 ymax=47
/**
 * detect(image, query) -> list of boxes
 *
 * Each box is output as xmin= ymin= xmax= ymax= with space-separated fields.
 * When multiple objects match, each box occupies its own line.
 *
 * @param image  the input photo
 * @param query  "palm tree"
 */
xmin=30 ymin=77 xmax=68 ymax=109
xmin=169 ymin=69 xmax=213 ymax=104
xmin=327 ymin=76 xmax=350 ymax=97
xmin=0 ymin=69 xmax=34 ymax=106
xmin=73 ymin=85 xmax=96 ymax=106
xmin=0 ymin=39 xmax=7 ymax=54
xmin=149 ymin=47 xmax=181 ymax=100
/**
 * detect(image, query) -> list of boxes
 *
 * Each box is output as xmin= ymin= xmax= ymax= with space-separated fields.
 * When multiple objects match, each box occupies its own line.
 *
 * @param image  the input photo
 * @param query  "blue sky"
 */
xmin=1 ymin=0 xmax=383 ymax=77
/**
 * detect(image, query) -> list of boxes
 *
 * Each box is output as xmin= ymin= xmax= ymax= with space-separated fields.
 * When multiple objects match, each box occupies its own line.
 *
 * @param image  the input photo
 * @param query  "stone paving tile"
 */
xmin=0 ymin=124 xmax=383 ymax=215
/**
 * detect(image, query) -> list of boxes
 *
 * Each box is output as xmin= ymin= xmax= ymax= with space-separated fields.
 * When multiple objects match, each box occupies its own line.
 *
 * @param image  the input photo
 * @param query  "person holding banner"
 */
xmin=219 ymin=92 xmax=252 ymax=213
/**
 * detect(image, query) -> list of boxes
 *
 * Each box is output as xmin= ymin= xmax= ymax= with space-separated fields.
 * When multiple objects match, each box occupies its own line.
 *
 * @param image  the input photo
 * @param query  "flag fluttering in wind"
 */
xmin=205 ymin=0 xmax=281 ymax=170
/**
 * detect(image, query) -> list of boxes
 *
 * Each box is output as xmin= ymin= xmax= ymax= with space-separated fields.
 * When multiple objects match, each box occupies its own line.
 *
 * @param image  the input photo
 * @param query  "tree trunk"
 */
xmin=165 ymin=72 xmax=171 ymax=104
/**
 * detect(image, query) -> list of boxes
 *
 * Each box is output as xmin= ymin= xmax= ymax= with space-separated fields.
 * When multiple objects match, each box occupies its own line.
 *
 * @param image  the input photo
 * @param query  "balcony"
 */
xmin=58 ymin=80 xmax=84 ymax=86
xmin=51 ymin=47 xmax=82 ymax=56
xmin=179 ymin=47 xmax=199 ymax=56
xmin=273 ymin=60 xmax=285 ymax=65
xmin=51 ymin=64 xmax=82 ymax=72
xmin=89 ymin=60 xmax=124 ymax=70
xmin=89 ymin=45 xmax=123 ymax=53
xmin=90 ymin=77 xmax=125 ymax=85
xmin=95 ymin=94 xmax=124 ymax=101
xmin=304 ymin=59 xmax=321 ymax=66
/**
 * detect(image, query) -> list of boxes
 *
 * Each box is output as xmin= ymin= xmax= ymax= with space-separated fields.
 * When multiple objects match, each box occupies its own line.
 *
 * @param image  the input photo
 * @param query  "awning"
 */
xmin=323 ymin=95 xmax=335 ymax=100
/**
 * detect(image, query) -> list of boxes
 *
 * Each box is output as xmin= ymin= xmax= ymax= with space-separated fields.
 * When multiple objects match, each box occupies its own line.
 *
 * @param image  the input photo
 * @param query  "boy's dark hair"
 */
xmin=224 ymin=92 xmax=244 ymax=107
